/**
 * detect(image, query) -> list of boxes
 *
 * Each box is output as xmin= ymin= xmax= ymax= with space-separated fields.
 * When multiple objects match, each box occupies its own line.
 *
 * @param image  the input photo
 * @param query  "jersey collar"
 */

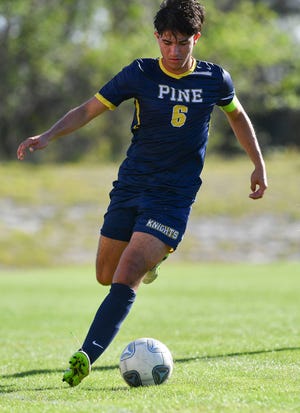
xmin=158 ymin=57 xmax=196 ymax=79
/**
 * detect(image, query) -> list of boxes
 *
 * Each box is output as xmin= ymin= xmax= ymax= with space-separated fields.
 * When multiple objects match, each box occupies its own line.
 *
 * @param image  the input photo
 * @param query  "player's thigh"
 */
xmin=96 ymin=235 xmax=128 ymax=285
xmin=112 ymin=231 xmax=170 ymax=289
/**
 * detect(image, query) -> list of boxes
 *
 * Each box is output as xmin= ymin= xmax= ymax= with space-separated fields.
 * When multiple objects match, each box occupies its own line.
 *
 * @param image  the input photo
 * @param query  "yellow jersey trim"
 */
xmin=95 ymin=92 xmax=116 ymax=111
xmin=158 ymin=58 xmax=197 ymax=79
xmin=221 ymin=95 xmax=239 ymax=113
xmin=133 ymin=99 xmax=141 ymax=130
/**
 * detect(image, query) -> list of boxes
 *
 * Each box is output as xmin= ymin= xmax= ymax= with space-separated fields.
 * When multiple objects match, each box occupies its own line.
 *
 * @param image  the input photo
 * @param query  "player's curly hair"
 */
xmin=154 ymin=0 xmax=205 ymax=36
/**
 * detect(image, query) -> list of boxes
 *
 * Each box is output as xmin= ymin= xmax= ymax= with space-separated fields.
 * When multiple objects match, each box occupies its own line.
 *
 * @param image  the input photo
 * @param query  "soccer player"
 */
xmin=17 ymin=0 xmax=267 ymax=387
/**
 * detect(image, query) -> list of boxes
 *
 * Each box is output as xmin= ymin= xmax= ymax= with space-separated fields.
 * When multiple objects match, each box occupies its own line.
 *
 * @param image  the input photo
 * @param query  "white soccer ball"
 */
xmin=119 ymin=337 xmax=173 ymax=387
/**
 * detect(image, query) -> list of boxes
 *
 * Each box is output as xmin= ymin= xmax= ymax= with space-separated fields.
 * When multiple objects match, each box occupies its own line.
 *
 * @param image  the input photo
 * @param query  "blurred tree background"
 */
xmin=0 ymin=0 xmax=299 ymax=162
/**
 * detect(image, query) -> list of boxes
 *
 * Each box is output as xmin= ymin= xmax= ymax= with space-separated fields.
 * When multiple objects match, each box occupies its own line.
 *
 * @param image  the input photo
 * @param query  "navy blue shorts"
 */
xmin=100 ymin=183 xmax=194 ymax=249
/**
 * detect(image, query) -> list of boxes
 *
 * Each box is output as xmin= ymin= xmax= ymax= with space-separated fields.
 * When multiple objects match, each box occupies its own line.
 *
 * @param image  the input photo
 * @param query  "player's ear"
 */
xmin=154 ymin=31 xmax=160 ymax=40
xmin=193 ymin=32 xmax=201 ymax=44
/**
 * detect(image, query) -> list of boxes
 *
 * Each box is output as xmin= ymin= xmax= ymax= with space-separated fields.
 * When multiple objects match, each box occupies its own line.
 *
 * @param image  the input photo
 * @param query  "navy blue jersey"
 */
xmin=96 ymin=58 xmax=235 ymax=199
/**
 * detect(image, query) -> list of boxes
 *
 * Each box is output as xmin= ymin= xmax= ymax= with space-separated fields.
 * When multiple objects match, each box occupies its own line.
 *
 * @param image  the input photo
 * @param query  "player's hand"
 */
xmin=249 ymin=167 xmax=268 ymax=200
xmin=17 ymin=135 xmax=49 ymax=160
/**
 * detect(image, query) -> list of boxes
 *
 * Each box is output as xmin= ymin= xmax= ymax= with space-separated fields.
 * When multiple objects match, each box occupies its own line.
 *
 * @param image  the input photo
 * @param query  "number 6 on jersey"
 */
xmin=171 ymin=105 xmax=188 ymax=127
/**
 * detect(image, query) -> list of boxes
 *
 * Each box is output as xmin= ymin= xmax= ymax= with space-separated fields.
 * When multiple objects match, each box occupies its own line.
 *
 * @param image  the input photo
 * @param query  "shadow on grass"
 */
xmin=175 ymin=346 xmax=300 ymax=363
xmin=1 ymin=346 xmax=299 ymax=381
xmin=1 ymin=364 xmax=117 ymax=379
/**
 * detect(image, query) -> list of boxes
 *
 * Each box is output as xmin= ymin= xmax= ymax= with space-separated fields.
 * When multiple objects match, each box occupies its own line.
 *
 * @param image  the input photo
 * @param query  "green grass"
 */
xmin=2 ymin=149 xmax=300 ymax=216
xmin=0 ymin=151 xmax=300 ymax=218
xmin=197 ymin=150 xmax=300 ymax=217
xmin=1 ymin=262 xmax=300 ymax=412
xmin=1 ymin=150 xmax=299 ymax=267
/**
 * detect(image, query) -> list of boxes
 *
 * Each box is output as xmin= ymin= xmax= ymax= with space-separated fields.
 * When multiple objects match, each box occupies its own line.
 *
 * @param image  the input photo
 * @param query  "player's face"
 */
xmin=155 ymin=31 xmax=201 ymax=75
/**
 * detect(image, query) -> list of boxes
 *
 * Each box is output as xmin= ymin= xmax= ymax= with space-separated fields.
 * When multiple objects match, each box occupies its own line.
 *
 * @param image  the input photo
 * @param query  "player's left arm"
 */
xmin=223 ymin=97 xmax=268 ymax=200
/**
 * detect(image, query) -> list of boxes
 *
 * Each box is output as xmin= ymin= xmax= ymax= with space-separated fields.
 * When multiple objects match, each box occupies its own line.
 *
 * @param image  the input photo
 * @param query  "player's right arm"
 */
xmin=17 ymin=97 xmax=108 ymax=160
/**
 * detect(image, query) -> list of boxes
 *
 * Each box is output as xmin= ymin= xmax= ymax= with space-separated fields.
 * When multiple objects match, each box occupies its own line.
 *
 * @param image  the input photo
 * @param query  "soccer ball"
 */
xmin=119 ymin=337 xmax=173 ymax=387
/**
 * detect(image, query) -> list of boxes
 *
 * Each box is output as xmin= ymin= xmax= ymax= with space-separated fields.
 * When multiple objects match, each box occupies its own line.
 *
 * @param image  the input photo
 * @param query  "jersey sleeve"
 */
xmin=216 ymin=68 xmax=236 ymax=110
xmin=95 ymin=61 xmax=139 ymax=110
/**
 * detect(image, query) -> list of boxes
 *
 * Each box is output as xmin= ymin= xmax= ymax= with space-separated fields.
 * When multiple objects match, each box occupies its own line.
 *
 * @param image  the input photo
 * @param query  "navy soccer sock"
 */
xmin=81 ymin=283 xmax=136 ymax=364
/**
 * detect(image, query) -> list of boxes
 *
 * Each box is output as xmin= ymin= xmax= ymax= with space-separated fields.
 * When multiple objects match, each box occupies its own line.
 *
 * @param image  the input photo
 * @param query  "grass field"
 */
xmin=2 ymin=150 xmax=300 ymax=217
xmin=1 ymin=150 xmax=300 ymax=267
xmin=1 ymin=262 xmax=299 ymax=413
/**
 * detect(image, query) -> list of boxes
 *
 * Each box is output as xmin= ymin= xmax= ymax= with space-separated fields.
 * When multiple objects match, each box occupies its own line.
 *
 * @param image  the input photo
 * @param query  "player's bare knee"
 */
xmin=96 ymin=269 xmax=113 ymax=286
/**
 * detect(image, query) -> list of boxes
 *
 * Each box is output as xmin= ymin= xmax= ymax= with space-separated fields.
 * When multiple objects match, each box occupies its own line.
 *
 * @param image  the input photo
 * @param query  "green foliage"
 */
xmin=0 ymin=263 xmax=299 ymax=412
xmin=197 ymin=0 xmax=300 ymax=152
xmin=200 ymin=1 xmax=298 ymax=110
xmin=0 ymin=0 xmax=299 ymax=161
xmin=0 ymin=0 xmax=105 ymax=160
